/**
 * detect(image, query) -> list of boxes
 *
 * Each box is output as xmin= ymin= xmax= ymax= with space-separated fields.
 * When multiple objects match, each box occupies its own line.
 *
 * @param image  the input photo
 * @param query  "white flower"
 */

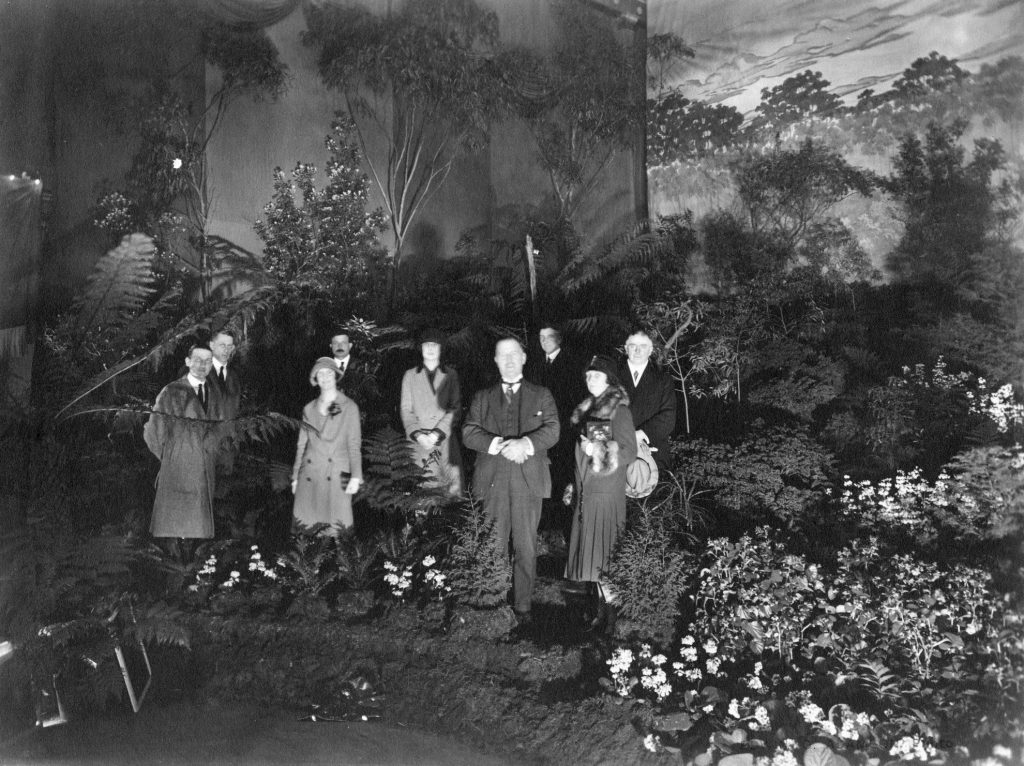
xmin=772 ymin=749 xmax=798 ymax=766
xmin=728 ymin=699 xmax=741 ymax=718
xmin=799 ymin=702 xmax=824 ymax=723
xmin=706 ymin=657 xmax=721 ymax=674
xmin=754 ymin=705 xmax=770 ymax=727
xmin=422 ymin=555 xmax=436 ymax=567
xmin=703 ymin=639 xmax=718 ymax=655
xmin=643 ymin=733 xmax=659 ymax=752
xmin=172 ymin=158 xmax=183 ymax=170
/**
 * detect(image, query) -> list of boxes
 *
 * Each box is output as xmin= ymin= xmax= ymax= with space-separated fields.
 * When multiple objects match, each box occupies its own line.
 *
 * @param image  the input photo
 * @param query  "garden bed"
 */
xmin=176 ymin=564 xmax=668 ymax=766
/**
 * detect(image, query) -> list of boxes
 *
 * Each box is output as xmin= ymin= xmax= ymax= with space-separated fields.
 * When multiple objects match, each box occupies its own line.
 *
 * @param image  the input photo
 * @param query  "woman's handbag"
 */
xmin=625 ymin=439 xmax=658 ymax=499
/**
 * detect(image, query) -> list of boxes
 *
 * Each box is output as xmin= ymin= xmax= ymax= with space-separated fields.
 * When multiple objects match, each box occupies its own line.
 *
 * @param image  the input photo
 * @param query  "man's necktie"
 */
xmin=545 ymin=356 xmax=552 ymax=365
xmin=219 ymin=366 xmax=226 ymax=383
xmin=198 ymin=382 xmax=207 ymax=409
xmin=633 ymin=369 xmax=639 ymax=384
xmin=503 ymin=383 xmax=514 ymax=404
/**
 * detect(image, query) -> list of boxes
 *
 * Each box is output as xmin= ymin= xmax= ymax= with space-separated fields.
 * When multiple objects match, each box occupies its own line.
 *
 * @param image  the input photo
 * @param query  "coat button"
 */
xmin=328 ymin=458 xmax=332 ymax=462
xmin=327 ymin=477 xmax=331 ymax=481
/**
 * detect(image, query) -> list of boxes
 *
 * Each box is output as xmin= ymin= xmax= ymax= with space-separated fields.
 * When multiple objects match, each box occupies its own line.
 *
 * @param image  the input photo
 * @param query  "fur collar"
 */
xmin=570 ymin=385 xmax=629 ymax=477
xmin=570 ymin=384 xmax=629 ymax=426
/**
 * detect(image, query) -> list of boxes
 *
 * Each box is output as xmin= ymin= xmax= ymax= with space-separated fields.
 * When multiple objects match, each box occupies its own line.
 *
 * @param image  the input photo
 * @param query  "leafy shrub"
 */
xmin=672 ymin=421 xmax=835 ymax=529
xmin=275 ymin=523 xmax=340 ymax=599
xmin=443 ymin=497 xmax=511 ymax=609
xmin=603 ymin=501 xmax=693 ymax=644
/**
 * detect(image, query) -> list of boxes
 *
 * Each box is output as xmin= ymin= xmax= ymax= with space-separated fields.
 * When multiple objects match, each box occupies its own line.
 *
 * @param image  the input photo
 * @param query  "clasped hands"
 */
xmin=496 ymin=437 xmax=532 ymax=464
xmin=414 ymin=431 xmax=440 ymax=450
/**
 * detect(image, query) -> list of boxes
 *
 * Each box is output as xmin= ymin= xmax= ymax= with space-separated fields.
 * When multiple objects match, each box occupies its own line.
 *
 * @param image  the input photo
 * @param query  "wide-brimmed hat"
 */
xmin=309 ymin=356 xmax=341 ymax=385
xmin=585 ymin=354 xmax=620 ymax=387
xmin=418 ymin=327 xmax=446 ymax=347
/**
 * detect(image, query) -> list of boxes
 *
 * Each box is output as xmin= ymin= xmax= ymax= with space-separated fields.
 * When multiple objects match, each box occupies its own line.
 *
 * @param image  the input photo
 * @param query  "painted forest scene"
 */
xmin=0 ymin=1 xmax=1022 ymax=764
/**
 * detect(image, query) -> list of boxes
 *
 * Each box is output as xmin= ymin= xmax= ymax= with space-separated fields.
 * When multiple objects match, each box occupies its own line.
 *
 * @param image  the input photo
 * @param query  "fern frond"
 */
xmin=359 ymin=427 xmax=446 ymax=517
xmin=128 ymin=601 xmax=192 ymax=648
xmin=72 ymin=233 xmax=158 ymax=340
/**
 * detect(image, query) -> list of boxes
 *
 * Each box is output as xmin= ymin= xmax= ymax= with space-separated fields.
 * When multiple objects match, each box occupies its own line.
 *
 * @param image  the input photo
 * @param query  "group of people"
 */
xmin=143 ymin=325 xmax=676 ymax=627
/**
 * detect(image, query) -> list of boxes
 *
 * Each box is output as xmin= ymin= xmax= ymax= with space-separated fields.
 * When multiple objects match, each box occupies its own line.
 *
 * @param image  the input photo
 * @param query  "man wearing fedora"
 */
xmin=463 ymin=337 xmax=560 ymax=625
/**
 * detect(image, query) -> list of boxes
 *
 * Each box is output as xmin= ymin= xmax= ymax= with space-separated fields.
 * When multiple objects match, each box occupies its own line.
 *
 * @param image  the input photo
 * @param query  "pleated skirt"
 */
xmin=565 ymin=488 xmax=627 ymax=582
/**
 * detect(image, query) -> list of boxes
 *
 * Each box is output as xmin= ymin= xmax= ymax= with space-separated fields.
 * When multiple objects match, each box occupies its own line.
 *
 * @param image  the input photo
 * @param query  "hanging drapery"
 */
xmin=199 ymin=0 xmax=301 ymax=27
xmin=0 ymin=175 xmax=41 ymax=360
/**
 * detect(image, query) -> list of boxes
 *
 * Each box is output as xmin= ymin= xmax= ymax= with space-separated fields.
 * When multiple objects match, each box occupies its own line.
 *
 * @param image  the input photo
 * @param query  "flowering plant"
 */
xmin=383 ymin=555 xmax=451 ymax=602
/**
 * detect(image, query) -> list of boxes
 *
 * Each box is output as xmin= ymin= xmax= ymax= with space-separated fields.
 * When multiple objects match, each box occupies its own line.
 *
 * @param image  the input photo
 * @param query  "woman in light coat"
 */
xmin=399 ymin=328 xmax=462 ymax=494
xmin=291 ymin=357 xmax=363 ymax=533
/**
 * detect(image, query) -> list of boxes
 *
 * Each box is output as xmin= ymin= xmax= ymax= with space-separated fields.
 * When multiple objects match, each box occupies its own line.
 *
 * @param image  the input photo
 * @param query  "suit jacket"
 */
xmin=462 ymin=380 xmax=560 ymax=498
xmin=336 ymin=357 xmax=377 ymax=411
xmin=528 ymin=351 xmax=584 ymax=423
xmin=527 ymin=350 xmax=582 ymax=488
xmin=208 ymin=363 xmax=241 ymax=422
xmin=618 ymin=362 xmax=677 ymax=467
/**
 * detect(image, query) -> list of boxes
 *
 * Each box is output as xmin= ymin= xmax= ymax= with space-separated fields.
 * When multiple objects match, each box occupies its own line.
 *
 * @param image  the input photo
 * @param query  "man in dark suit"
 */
xmin=208 ymin=330 xmax=241 ymax=477
xmin=527 ymin=324 xmax=583 ymax=541
xmin=619 ymin=330 xmax=677 ymax=471
xmin=463 ymin=337 xmax=560 ymax=623
xmin=330 ymin=329 xmax=377 ymax=412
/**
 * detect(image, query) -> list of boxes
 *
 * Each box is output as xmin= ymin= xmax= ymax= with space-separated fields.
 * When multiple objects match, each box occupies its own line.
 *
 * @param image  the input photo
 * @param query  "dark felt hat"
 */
xmin=418 ymin=328 xmax=446 ymax=346
xmin=585 ymin=354 xmax=620 ymax=386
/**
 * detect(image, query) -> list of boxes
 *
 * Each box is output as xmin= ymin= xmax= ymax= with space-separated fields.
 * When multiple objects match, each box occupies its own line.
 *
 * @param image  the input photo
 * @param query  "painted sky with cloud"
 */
xmin=649 ymin=0 xmax=1024 ymax=114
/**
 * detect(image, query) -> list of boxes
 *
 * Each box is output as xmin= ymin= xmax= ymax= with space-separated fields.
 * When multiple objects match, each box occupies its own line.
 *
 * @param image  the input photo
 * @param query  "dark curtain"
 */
xmin=0 ymin=175 xmax=41 ymax=360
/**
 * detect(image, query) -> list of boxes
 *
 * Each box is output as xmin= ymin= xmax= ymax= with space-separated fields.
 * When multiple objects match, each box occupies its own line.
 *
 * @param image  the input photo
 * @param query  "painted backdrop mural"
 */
xmin=646 ymin=0 xmax=1024 ymax=286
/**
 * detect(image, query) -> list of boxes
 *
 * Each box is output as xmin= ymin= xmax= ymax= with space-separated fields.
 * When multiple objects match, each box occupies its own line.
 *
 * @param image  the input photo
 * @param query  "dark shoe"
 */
xmin=561 ymin=580 xmax=590 ymax=595
xmin=586 ymin=602 xmax=607 ymax=633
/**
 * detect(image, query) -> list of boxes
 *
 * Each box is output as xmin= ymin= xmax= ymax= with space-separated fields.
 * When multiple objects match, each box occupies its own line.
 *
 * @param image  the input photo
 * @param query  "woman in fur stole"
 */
xmin=565 ymin=355 xmax=637 ymax=631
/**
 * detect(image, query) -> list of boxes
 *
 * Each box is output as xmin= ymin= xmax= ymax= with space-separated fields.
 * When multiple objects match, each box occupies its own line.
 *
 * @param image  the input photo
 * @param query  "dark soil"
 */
xmin=2 ymin=552 xmax=674 ymax=766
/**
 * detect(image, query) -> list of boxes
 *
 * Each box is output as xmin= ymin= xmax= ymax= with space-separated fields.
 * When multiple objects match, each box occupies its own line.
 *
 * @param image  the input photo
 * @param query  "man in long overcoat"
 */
xmin=463 ymin=338 xmax=559 ymax=622
xmin=144 ymin=344 xmax=220 ymax=541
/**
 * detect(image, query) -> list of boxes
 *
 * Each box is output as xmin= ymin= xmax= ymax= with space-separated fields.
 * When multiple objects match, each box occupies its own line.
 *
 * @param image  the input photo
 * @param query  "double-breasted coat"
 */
xmin=291 ymin=395 xmax=363 ymax=530
xmin=143 ymin=377 xmax=219 ymax=538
